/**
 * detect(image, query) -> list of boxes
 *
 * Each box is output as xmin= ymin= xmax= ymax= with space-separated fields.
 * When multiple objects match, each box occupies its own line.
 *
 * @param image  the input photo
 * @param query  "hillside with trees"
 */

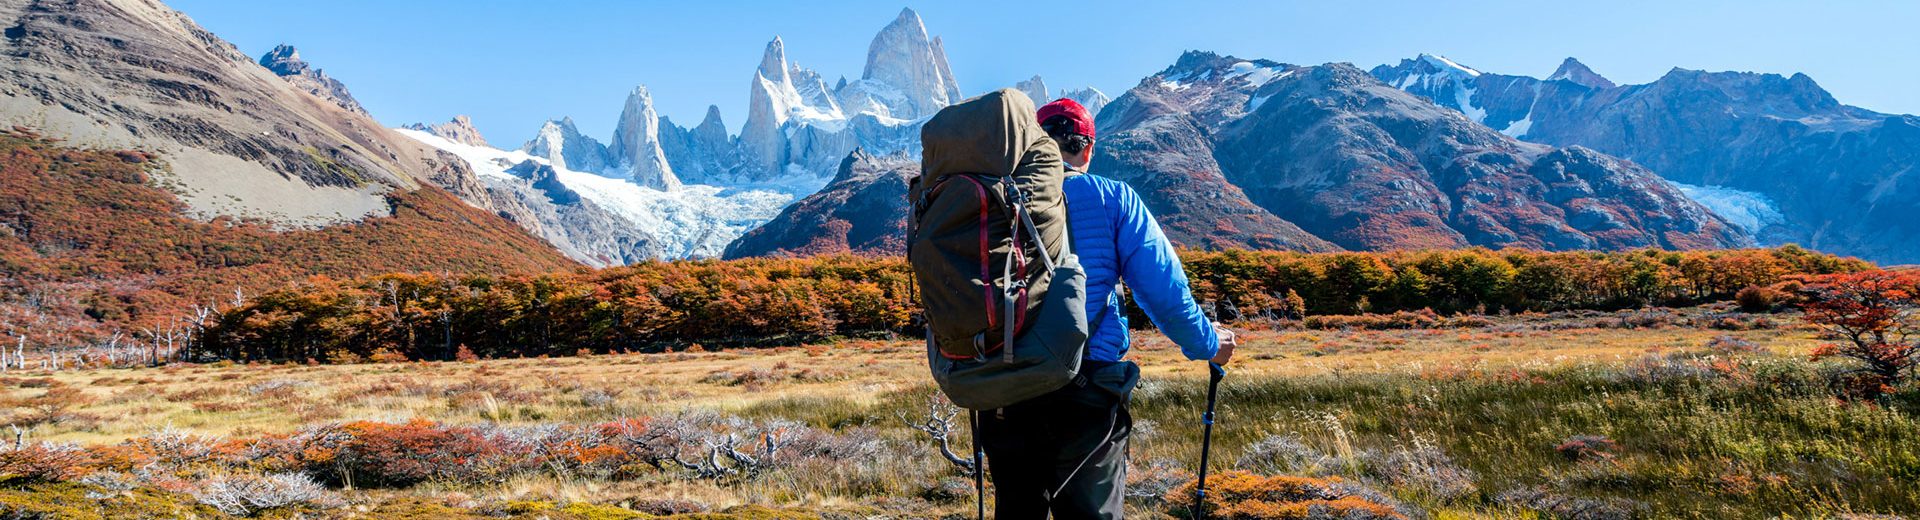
xmin=0 ymin=130 xmax=577 ymax=365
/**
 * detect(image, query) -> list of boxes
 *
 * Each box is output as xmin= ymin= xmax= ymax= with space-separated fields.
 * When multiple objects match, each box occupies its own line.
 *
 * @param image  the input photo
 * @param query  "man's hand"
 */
xmin=1209 ymin=325 xmax=1237 ymax=365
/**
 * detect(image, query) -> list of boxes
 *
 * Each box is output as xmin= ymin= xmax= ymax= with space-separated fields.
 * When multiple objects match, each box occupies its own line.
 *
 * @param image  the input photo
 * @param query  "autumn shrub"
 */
xmin=1736 ymin=285 xmax=1785 ymax=313
xmin=1164 ymin=470 xmax=1409 ymax=519
xmin=1796 ymin=271 xmax=1920 ymax=400
xmin=0 ymin=442 xmax=90 ymax=482
xmin=296 ymin=419 xmax=506 ymax=487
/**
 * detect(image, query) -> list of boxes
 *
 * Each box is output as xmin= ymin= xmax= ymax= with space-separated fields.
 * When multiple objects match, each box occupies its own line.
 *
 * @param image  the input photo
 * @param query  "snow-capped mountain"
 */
xmin=399 ymin=128 xmax=792 ymax=261
xmin=1373 ymin=54 xmax=1920 ymax=263
xmin=464 ymin=7 xmax=1121 ymax=263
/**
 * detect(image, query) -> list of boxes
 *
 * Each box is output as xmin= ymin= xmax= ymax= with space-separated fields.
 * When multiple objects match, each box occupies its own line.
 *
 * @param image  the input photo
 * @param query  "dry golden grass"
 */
xmin=9 ymin=309 xmax=1909 ymax=518
xmin=13 ymin=319 xmax=1810 ymax=446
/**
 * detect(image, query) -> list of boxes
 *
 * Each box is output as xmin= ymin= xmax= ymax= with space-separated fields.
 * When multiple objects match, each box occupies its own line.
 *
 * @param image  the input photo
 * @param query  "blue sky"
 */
xmin=170 ymin=0 xmax=1920 ymax=147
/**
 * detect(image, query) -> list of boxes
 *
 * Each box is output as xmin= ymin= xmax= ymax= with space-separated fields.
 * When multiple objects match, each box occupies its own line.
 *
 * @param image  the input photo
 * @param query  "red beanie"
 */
xmin=1037 ymin=98 xmax=1095 ymax=140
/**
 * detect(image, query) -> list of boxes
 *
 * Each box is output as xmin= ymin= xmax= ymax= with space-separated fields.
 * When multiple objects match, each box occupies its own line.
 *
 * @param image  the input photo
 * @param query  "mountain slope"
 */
xmin=723 ymin=150 xmax=915 ymax=258
xmin=1373 ymin=55 xmax=1920 ymax=262
xmin=0 ymin=129 xmax=574 ymax=337
xmin=0 ymin=0 xmax=497 ymax=227
xmin=1101 ymin=52 xmax=1747 ymax=252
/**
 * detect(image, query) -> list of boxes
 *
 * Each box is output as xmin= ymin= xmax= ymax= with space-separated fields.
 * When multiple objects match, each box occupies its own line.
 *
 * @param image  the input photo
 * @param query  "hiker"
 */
xmin=910 ymin=90 xmax=1234 ymax=519
xmin=978 ymin=98 xmax=1238 ymax=518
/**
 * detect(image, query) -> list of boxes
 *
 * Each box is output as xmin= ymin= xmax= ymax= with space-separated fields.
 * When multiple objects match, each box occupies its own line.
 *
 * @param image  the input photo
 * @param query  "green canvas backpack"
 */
xmin=909 ymin=88 xmax=1089 ymax=410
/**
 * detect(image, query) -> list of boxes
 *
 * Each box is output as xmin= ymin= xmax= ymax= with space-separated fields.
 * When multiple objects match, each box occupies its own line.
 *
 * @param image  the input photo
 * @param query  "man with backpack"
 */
xmin=910 ymin=90 xmax=1235 ymax=519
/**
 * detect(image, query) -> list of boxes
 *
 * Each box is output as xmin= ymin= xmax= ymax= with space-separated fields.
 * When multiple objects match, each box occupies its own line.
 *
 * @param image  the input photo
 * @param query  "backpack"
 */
xmin=909 ymin=88 xmax=1089 ymax=411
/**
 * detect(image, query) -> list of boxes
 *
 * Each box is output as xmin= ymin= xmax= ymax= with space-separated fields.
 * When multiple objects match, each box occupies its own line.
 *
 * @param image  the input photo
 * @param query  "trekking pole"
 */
xmin=971 ymin=409 xmax=986 ymax=520
xmin=1191 ymin=362 xmax=1226 ymax=519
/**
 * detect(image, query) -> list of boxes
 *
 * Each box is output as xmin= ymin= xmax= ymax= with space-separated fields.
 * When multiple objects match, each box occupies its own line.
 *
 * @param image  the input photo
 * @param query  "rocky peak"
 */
xmin=609 ymin=85 xmax=682 ymax=191
xmin=1370 ymin=53 xmax=1482 ymax=90
xmin=757 ymin=37 xmax=790 ymax=84
xmin=1061 ymin=87 xmax=1112 ymax=119
xmin=258 ymin=44 xmax=309 ymax=76
xmin=1417 ymin=53 xmax=1482 ymax=77
xmin=1547 ymin=57 xmax=1616 ymax=89
xmin=404 ymin=115 xmax=489 ymax=147
xmin=696 ymin=105 xmax=727 ymax=136
xmin=257 ymin=44 xmax=368 ymax=116
xmin=860 ymin=7 xmax=961 ymax=119
xmin=522 ymin=117 xmax=613 ymax=174
xmin=1016 ymin=75 xmax=1050 ymax=103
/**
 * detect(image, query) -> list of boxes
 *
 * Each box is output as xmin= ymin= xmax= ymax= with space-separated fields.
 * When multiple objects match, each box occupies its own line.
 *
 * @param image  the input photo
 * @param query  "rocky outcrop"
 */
xmin=506 ymin=160 xmax=581 ymax=205
xmin=1374 ymin=54 xmax=1920 ymax=262
xmin=1546 ymin=57 xmax=1615 ymax=89
xmin=258 ymin=44 xmax=369 ymax=116
xmin=521 ymin=117 xmax=613 ymax=175
xmin=404 ymin=115 xmax=489 ymax=148
xmin=723 ymin=150 xmax=916 ymax=258
xmin=607 ymin=85 xmax=681 ymax=190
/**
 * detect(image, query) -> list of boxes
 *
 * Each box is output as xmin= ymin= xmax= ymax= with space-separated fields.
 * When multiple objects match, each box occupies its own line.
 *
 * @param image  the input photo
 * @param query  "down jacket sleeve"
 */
xmin=1109 ymin=183 xmax=1219 ymax=361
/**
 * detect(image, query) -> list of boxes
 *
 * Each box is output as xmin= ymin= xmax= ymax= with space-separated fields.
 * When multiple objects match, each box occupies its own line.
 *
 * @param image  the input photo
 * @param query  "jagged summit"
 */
xmin=609 ymin=85 xmax=682 ymax=191
xmin=860 ymin=7 xmax=961 ymax=120
xmin=1061 ymin=87 xmax=1112 ymax=118
xmin=522 ymin=117 xmax=613 ymax=175
xmin=404 ymin=115 xmax=489 ymax=148
xmin=1547 ymin=57 xmax=1616 ymax=89
xmin=1016 ymin=75 xmax=1049 ymax=103
xmin=257 ymin=44 xmax=368 ymax=116
xmin=258 ymin=44 xmax=309 ymax=76
xmin=1417 ymin=53 xmax=1481 ymax=77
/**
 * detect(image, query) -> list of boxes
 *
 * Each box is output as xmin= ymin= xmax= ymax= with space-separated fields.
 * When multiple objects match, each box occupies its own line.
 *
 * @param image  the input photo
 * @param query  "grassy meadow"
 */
xmin=3 ymin=305 xmax=1917 ymax=519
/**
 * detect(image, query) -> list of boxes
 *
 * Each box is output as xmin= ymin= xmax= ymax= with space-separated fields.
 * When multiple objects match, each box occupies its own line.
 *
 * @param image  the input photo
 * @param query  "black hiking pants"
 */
xmin=978 ymin=360 xmax=1136 ymax=519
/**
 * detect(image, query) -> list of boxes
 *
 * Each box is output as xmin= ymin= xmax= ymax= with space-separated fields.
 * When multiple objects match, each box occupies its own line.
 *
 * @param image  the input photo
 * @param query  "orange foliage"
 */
xmin=1165 ymin=470 xmax=1406 ymax=520
xmin=1795 ymin=270 xmax=1920 ymax=399
xmin=0 ymin=130 xmax=574 ymax=346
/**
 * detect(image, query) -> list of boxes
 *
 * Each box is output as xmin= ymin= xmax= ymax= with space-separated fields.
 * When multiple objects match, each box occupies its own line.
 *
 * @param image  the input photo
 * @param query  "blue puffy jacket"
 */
xmin=1061 ymin=173 xmax=1219 ymax=362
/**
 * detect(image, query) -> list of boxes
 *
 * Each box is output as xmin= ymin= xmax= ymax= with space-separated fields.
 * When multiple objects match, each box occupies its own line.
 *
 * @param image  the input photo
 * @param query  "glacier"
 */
xmin=398 ymin=129 xmax=795 ymax=259
xmin=1671 ymin=181 xmax=1787 ymax=237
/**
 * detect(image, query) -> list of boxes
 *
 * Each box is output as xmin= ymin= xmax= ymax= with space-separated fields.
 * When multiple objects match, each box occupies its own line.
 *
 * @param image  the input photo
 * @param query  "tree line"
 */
xmin=192 ymin=247 xmax=1867 ymax=363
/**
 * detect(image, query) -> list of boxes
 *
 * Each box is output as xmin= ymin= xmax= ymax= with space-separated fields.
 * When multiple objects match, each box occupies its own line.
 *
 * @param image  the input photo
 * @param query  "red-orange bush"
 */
xmin=1797 ymin=270 xmax=1920 ymax=400
xmin=297 ymin=419 xmax=504 ymax=487
xmin=1164 ymin=470 xmax=1407 ymax=519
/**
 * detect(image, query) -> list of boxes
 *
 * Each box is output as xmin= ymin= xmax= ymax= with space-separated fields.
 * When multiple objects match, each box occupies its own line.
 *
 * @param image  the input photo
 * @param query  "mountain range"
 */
xmin=1371 ymin=54 xmax=1920 ymax=263
xmin=2 ymin=0 xmax=1914 ymax=270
